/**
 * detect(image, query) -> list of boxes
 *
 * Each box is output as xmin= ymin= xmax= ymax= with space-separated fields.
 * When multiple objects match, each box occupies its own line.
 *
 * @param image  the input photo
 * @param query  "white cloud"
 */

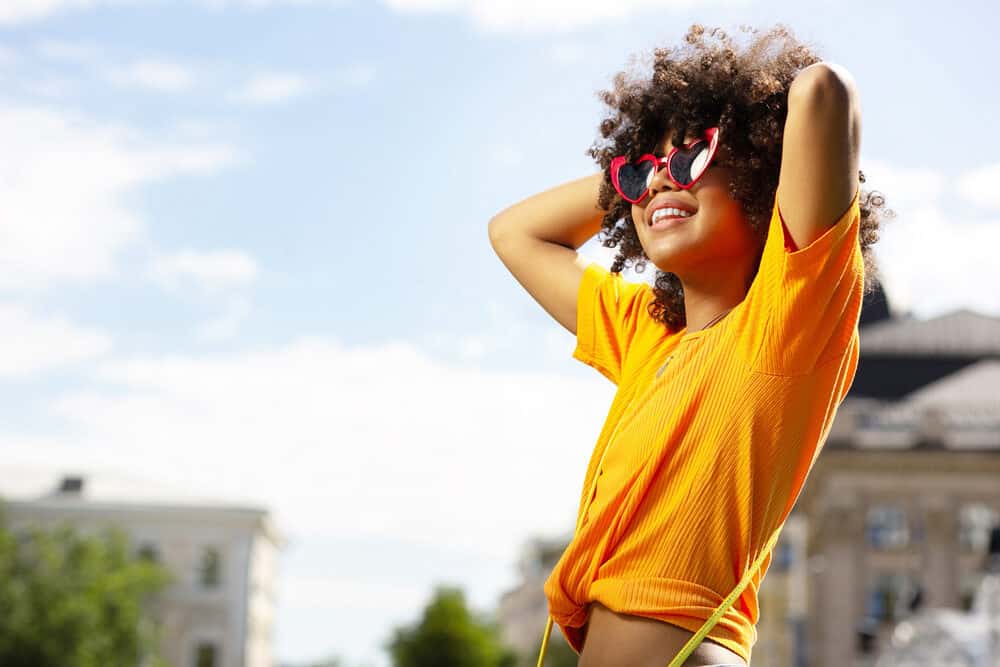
xmin=857 ymin=155 xmax=1000 ymax=319
xmin=145 ymin=247 xmax=257 ymax=342
xmin=105 ymin=59 xmax=197 ymax=93
xmin=148 ymin=249 xmax=258 ymax=295
xmin=334 ymin=63 xmax=376 ymax=87
xmin=424 ymin=296 xmax=571 ymax=366
xmin=859 ymin=158 xmax=942 ymax=210
xmin=958 ymin=163 xmax=1000 ymax=212
xmin=2 ymin=0 xmax=736 ymax=32
xmin=34 ymin=41 xmax=194 ymax=94
xmin=200 ymin=0 xmax=349 ymax=7
xmin=0 ymin=303 xmax=112 ymax=377
xmin=0 ymin=103 xmax=243 ymax=291
xmin=0 ymin=1 xmax=104 ymax=25
xmin=281 ymin=573 xmax=428 ymax=612
xmin=35 ymin=39 xmax=102 ymax=65
xmin=381 ymin=0 xmax=749 ymax=33
xmin=198 ymin=296 xmax=253 ymax=341
xmin=23 ymin=77 xmax=78 ymax=98
xmin=1 ymin=1 xmax=349 ymax=25
xmin=10 ymin=337 xmax=607 ymax=552
xmin=871 ymin=204 xmax=1000 ymax=318
xmin=229 ymin=72 xmax=312 ymax=105
xmin=0 ymin=45 xmax=18 ymax=67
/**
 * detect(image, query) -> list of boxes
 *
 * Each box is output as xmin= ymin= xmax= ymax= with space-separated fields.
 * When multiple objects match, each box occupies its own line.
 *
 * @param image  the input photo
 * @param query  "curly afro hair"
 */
xmin=587 ymin=23 xmax=892 ymax=331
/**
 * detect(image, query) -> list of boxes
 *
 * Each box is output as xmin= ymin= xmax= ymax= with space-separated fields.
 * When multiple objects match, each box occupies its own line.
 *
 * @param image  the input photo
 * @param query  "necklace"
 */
xmin=696 ymin=306 xmax=733 ymax=332
xmin=655 ymin=305 xmax=734 ymax=379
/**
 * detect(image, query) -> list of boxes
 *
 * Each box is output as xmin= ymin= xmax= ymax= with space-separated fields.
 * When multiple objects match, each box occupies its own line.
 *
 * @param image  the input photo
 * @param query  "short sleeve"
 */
xmin=738 ymin=186 xmax=865 ymax=376
xmin=573 ymin=262 xmax=655 ymax=385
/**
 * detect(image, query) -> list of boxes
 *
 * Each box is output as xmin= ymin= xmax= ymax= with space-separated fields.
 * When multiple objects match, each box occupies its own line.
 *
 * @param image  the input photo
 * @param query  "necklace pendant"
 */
xmin=656 ymin=354 xmax=674 ymax=378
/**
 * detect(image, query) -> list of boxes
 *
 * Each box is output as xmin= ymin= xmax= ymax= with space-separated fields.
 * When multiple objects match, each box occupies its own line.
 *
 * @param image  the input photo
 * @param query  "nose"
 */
xmin=646 ymin=162 xmax=679 ymax=198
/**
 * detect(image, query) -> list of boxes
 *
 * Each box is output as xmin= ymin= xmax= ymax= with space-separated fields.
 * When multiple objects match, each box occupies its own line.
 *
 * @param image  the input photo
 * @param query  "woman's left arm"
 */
xmin=775 ymin=62 xmax=862 ymax=252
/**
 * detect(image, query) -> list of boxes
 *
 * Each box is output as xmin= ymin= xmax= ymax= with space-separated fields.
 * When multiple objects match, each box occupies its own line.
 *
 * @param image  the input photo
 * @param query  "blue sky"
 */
xmin=1 ymin=0 xmax=999 ymax=665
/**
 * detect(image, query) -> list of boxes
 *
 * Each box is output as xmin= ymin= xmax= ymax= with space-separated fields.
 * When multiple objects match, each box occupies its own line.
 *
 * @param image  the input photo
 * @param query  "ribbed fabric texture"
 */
xmin=543 ymin=187 xmax=864 ymax=663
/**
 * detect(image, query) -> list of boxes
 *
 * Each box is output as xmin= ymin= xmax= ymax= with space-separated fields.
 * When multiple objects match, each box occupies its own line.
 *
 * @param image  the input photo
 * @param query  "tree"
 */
xmin=386 ymin=585 xmax=518 ymax=667
xmin=0 ymin=504 xmax=172 ymax=667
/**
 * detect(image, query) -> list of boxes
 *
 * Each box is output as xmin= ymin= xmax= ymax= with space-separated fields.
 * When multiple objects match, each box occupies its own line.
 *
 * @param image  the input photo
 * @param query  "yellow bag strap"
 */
xmin=535 ymin=522 xmax=781 ymax=667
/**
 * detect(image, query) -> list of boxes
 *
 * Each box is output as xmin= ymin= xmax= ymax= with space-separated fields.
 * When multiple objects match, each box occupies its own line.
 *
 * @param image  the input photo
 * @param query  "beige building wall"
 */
xmin=791 ymin=433 xmax=1000 ymax=667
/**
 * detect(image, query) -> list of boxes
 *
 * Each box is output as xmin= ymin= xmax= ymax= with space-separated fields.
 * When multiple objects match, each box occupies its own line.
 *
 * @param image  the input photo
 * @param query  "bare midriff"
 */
xmin=577 ymin=601 xmax=748 ymax=667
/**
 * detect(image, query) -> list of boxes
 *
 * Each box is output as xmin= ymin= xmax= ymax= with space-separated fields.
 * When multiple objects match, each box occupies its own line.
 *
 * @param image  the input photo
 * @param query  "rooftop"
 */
xmin=860 ymin=309 xmax=1000 ymax=356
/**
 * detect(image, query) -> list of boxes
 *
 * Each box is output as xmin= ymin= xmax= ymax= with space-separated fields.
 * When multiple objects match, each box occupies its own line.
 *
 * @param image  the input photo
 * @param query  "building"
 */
xmin=867 ymin=528 xmax=1000 ymax=667
xmin=780 ymin=307 xmax=1000 ymax=667
xmin=497 ymin=535 xmax=573 ymax=659
xmin=0 ymin=469 xmax=282 ymax=667
xmin=498 ymin=282 xmax=1000 ymax=667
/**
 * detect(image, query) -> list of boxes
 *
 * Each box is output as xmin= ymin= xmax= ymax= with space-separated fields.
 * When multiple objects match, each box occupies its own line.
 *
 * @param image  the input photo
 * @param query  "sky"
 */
xmin=0 ymin=0 xmax=999 ymax=665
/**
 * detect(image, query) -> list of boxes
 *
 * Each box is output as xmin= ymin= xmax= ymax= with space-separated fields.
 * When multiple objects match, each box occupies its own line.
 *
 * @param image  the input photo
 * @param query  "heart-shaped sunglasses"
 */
xmin=609 ymin=127 xmax=720 ymax=204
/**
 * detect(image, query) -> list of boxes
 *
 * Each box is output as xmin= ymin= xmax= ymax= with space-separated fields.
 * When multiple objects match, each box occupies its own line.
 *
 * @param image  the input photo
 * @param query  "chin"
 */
xmin=638 ymin=240 xmax=688 ymax=273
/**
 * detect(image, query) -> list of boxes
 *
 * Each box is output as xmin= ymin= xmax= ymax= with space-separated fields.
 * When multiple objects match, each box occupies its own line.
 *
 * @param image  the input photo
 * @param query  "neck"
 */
xmin=678 ymin=255 xmax=758 ymax=333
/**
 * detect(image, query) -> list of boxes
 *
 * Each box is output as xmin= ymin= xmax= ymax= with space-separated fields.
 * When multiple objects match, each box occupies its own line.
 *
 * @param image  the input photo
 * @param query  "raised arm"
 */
xmin=776 ymin=61 xmax=862 ymax=251
xmin=488 ymin=172 xmax=607 ymax=335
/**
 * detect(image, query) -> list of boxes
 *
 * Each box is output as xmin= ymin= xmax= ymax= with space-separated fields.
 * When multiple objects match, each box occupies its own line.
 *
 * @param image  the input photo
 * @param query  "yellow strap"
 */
xmin=536 ymin=617 xmax=554 ymax=667
xmin=663 ymin=526 xmax=780 ymax=667
xmin=535 ymin=525 xmax=782 ymax=667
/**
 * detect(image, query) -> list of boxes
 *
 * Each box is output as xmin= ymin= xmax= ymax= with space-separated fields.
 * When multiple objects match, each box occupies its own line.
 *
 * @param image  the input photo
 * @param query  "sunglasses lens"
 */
xmin=668 ymin=141 xmax=709 ymax=186
xmin=688 ymin=146 xmax=712 ymax=182
xmin=616 ymin=159 xmax=655 ymax=201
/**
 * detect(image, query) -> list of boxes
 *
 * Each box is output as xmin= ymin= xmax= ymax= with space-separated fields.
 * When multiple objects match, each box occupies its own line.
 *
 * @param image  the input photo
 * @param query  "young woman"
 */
xmin=488 ymin=24 xmax=889 ymax=667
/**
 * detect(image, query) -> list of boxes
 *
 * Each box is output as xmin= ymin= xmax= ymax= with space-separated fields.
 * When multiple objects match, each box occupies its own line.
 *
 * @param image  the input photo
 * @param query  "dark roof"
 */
xmin=859 ymin=279 xmax=893 ymax=327
xmin=860 ymin=309 xmax=1000 ymax=356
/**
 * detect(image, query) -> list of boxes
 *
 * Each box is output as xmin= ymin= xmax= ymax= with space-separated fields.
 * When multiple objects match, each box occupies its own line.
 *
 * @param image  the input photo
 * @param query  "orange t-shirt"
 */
xmin=543 ymin=186 xmax=864 ymax=663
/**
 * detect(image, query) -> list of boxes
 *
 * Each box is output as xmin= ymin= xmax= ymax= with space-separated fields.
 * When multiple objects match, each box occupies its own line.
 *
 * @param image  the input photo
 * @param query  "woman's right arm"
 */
xmin=487 ymin=172 xmax=607 ymax=335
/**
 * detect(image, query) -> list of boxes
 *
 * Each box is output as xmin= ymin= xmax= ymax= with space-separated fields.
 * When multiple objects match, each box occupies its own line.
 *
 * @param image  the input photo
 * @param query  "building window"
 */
xmin=865 ymin=572 xmax=922 ymax=625
xmin=959 ymin=571 xmax=984 ymax=612
xmin=866 ymin=505 xmax=910 ymax=550
xmin=958 ymin=503 xmax=998 ymax=554
xmin=198 ymin=547 xmax=221 ymax=589
xmin=136 ymin=542 xmax=160 ymax=563
xmin=773 ymin=539 xmax=794 ymax=571
xmin=194 ymin=642 xmax=217 ymax=667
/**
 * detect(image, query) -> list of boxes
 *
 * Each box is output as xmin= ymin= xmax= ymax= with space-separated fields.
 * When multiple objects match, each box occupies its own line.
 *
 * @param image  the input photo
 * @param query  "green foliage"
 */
xmin=0 ymin=504 xmax=173 ymax=667
xmin=535 ymin=633 xmax=579 ymax=667
xmin=386 ymin=585 xmax=519 ymax=667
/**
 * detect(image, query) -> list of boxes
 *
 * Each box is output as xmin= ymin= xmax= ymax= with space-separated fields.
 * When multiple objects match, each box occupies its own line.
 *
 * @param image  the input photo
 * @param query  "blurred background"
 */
xmin=1 ymin=1 xmax=999 ymax=666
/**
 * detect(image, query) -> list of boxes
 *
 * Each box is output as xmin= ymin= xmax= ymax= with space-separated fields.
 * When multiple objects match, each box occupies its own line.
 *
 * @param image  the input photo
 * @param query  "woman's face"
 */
xmin=631 ymin=129 xmax=759 ymax=277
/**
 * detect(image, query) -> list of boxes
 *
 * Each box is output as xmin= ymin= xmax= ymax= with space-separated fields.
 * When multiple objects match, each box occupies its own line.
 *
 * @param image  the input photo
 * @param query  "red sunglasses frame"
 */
xmin=609 ymin=126 xmax=721 ymax=204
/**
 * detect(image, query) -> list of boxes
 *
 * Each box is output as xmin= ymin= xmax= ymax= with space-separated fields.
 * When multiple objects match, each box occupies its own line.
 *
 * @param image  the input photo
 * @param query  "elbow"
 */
xmin=789 ymin=62 xmax=862 ymax=142
xmin=789 ymin=62 xmax=858 ymax=110
xmin=488 ymin=215 xmax=511 ymax=250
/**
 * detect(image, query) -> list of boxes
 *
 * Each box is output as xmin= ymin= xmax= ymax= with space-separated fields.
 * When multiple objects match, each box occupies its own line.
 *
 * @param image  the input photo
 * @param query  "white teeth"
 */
xmin=651 ymin=207 xmax=693 ymax=224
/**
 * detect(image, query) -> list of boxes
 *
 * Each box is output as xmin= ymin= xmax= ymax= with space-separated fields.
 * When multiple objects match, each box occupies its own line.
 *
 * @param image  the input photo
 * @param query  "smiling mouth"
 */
xmin=648 ymin=212 xmax=694 ymax=230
